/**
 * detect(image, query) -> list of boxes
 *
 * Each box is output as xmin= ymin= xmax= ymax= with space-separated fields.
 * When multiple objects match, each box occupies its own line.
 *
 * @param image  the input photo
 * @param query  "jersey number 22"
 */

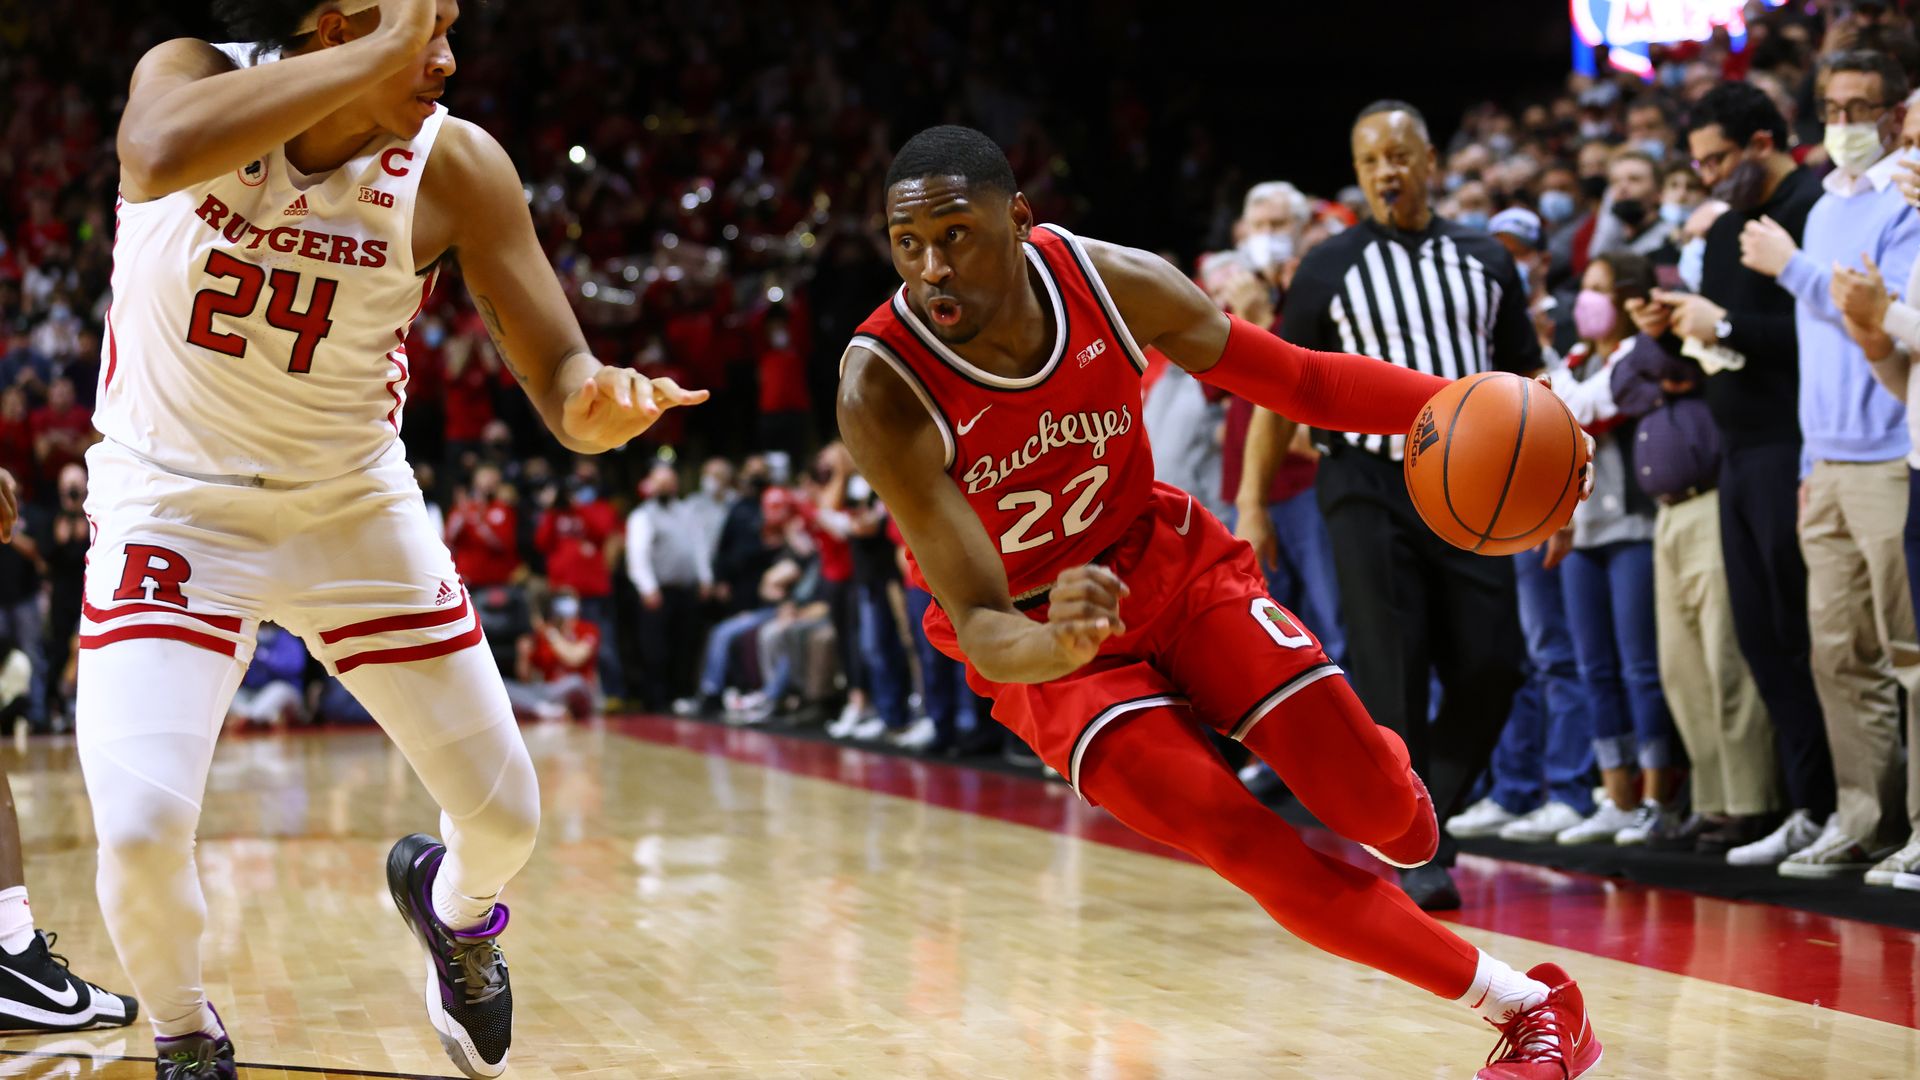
xmin=996 ymin=465 xmax=1108 ymax=554
xmin=186 ymin=251 xmax=338 ymax=373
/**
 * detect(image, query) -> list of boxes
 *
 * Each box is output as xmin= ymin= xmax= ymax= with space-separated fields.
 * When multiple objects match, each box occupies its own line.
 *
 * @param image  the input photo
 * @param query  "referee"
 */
xmin=1241 ymin=100 xmax=1540 ymax=910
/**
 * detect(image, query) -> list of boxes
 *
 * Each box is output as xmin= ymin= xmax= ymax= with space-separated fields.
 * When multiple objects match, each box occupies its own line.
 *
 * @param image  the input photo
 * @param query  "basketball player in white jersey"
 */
xmin=97 ymin=1 xmax=703 ymax=1077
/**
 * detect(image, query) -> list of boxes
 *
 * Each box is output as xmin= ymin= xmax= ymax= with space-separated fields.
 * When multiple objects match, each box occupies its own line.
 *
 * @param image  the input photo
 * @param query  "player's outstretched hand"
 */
xmin=562 ymin=367 xmax=709 ymax=453
xmin=1043 ymin=564 xmax=1128 ymax=671
xmin=0 ymin=468 xmax=15 ymax=543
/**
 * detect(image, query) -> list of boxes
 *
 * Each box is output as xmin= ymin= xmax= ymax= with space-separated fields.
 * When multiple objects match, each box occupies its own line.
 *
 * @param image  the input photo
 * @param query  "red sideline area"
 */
xmin=610 ymin=714 xmax=1920 ymax=1031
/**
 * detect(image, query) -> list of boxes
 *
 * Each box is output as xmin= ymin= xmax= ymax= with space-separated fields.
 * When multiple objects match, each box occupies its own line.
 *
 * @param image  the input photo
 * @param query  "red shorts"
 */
xmin=923 ymin=482 xmax=1342 ymax=800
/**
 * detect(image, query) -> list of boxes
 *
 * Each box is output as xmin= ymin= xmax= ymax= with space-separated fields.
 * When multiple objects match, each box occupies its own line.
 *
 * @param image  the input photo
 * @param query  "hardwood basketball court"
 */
xmin=3 ymin=717 xmax=1914 ymax=1078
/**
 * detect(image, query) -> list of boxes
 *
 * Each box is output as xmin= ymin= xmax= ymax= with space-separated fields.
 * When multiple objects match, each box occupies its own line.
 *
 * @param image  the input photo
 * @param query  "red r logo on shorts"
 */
xmin=113 ymin=544 xmax=192 ymax=608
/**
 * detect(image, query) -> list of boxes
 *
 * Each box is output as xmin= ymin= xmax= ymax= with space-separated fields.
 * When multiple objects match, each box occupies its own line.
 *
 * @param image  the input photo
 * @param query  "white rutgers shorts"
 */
xmin=80 ymin=438 xmax=479 ymax=674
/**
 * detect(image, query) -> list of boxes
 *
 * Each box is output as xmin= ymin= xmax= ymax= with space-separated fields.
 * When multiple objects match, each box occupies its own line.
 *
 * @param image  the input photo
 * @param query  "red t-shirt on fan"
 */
xmin=531 ymin=621 xmax=600 ymax=683
xmin=848 ymin=224 xmax=1155 ymax=601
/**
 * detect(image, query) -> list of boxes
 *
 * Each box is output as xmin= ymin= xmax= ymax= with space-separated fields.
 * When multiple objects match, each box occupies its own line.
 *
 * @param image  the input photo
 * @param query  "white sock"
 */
xmin=154 ymin=1001 xmax=223 ymax=1040
xmin=1458 ymin=951 xmax=1550 ymax=1025
xmin=0 ymin=886 xmax=32 ymax=955
xmin=431 ymin=873 xmax=497 ymax=933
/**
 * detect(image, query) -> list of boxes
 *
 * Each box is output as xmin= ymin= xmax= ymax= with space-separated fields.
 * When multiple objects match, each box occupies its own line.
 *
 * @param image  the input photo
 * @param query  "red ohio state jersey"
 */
xmin=845 ymin=223 xmax=1155 ymax=601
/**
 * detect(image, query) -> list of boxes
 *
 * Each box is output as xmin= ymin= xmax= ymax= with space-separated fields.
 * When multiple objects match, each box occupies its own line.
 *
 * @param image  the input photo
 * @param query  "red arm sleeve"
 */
xmin=1195 ymin=314 xmax=1450 ymax=435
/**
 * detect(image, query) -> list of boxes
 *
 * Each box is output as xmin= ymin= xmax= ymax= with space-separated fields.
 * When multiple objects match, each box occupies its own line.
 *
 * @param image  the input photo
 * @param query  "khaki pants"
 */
xmin=1799 ymin=458 xmax=1920 ymax=847
xmin=1656 ymin=491 xmax=1778 ymax=815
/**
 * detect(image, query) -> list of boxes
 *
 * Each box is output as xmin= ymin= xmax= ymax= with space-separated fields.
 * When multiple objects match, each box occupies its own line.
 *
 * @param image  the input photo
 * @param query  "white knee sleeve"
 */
xmin=337 ymin=645 xmax=539 ymax=897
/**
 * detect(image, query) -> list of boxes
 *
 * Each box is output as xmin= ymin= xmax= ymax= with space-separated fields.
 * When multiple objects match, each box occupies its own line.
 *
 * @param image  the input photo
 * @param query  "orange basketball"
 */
xmin=1403 ymin=372 xmax=1588 ymax=556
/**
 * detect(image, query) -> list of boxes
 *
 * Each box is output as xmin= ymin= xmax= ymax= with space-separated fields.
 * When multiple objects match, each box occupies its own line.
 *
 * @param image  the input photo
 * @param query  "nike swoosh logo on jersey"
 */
xmin=0 ymin=964 xmax=80 ymax=1009
xmin=1174 ymin=494 xmax=1194 ymax=536
xmin=956 ymin=406 xmax=992 ymax=436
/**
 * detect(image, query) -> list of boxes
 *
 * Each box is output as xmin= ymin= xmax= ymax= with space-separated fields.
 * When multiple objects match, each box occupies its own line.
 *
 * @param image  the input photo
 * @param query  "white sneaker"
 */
xmin=891 ymin=716 xmax=939 ymax=751
xmin=1865 ymin=838 xmax=1920 ymax=887
xmin=1614 ymin=800 xmax=1681 ymax=846
xmin=1727 ymin=808 xmax=1824 ymax=867
xmin=826 ymin=701 xmax=868 ymax=738
xmin=1446 ymin=797 xmax=1520 ymax=838
xmin=1556 ymin=799 xmax=1639 ymax=845
xmin=849 ymin=715 xmax=890 ymax=741
xmin=1780 ymin=821 xmax=1886 ymax=879
xmin=1498 ymin=801 xmax=1585 ymax=843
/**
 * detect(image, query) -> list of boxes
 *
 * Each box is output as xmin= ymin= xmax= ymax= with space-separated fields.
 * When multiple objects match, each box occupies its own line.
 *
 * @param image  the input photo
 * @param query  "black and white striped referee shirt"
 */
xmin=1279 ymin=217 xmax=1541 ymax=460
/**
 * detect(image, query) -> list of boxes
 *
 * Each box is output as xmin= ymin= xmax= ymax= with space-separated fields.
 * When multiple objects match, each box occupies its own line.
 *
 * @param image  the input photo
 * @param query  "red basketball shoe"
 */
xmin=1361 ymin=769 xmax=1439 ymax=869
xmin=1476 ymin=964 xmax=1603 ymax=1079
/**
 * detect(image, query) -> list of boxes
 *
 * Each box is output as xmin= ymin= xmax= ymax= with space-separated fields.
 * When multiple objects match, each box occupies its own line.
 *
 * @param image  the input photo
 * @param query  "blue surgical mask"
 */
xmin=1678 ymin=238 xmax=1707 ymax=293
xmin=1636 ymin=138 xmax=1668 ymax=162
xmin=1539 ymin=189 xmax=1577 ymax=226
xmin=552 ymin=597 xmax=580 ymax=619
xmin=423 ymin=323 xmax=447 ymax=348
xmin=1516 ymin=261 xmax=1532 ymax=295
xmin=1455 ymin=210 xmax=1490 ymax=232
xmin=1658 ymin=201 xmax=1688 ymax=228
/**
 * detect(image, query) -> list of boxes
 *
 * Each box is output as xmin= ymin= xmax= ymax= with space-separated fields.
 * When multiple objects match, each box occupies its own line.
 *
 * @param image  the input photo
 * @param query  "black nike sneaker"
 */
xmin=154 ymin=1027 xmax=235 ymax=1079
xmin=387 ymin=834 xmax=512 ymax=1078
xmin=0 ymin=931 xmax=137 ymax=1034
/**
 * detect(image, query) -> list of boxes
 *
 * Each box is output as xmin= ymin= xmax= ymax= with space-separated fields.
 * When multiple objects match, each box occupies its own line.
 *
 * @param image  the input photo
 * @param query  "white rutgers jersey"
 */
xmin=99 ymin=43 xmax=444 ymax=482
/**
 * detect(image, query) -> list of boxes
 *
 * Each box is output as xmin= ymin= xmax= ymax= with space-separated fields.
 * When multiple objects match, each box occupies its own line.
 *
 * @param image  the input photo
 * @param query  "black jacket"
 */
xmin=1695 ymin=165 xmax=1822 ymax=451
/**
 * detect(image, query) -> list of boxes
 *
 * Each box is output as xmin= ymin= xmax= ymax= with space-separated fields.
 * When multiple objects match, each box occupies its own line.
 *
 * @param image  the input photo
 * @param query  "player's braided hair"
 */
xmin=884 ymin=125 xmax=1017 ymax=198
xmin=209 ymin=0 xmax=323 ymax=52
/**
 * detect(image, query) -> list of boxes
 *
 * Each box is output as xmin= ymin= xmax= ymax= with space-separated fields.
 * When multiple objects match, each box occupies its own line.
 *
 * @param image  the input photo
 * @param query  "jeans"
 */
xmin=699 ymin=608 xmax=777 ymax=697
xmin=1561 ymin=540 xmax=1674 ymax=772
xmin=905 ymin=585 xmax=978 ymax=742
xmin=0 ymin=599 xmax=45 ymax=726
xmin=580 ymin=595 xmax=623 ymax=700
xmin=1225 ymin=494 xmax=1348 ymax=665
xmin=1489 ymin=545 xmax=1595 ymax=814
xmin=856 ymin=581 xmax=911 ymax=728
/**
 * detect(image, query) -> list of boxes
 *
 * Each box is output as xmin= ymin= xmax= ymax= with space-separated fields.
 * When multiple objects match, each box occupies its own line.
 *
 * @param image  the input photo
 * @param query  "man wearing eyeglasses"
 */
xmin=1739 ymin=49 xmax=1920 ymax=882
xmin=1627 ymin=79 xmax=1834 ymax=871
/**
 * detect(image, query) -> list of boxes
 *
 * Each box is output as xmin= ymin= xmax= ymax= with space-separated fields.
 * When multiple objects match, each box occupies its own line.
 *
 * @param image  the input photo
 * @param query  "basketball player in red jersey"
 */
xmin=839 ymin=126 xmax=1602 ymax=1079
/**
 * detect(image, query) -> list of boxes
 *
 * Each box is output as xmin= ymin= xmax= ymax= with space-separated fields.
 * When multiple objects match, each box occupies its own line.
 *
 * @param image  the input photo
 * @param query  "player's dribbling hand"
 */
xmin=561 ymin=367 xmax=709 ymax=453
xmin=1535 ymin=377 xmax=1598 ymax=503
xmin=1043 ymin=564 xmax=1128 ymax=670
xmin=0 ymin=469 xmax=15 ymax=544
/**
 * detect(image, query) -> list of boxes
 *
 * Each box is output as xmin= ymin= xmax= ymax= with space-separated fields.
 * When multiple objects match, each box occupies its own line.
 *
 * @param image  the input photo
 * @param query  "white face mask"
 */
xmin=1678 ymin=237 xmax=1707 ymax=293
xmin=701 ymin=475 xmax=725 ymax=498
xmin=1238 ymin=231 xmax=1295 ymax=272
xmin=1824 ymin=122 xmax=1887 ymax=176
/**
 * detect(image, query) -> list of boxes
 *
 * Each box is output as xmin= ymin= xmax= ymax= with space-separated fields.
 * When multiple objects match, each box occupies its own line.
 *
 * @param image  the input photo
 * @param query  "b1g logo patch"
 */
xmin=1408 ymin=406 xmax=1439 ymax=468
xmin=359 ymin=186 xmax=394 ymax=208
xmin=1250 ymin=598 xmax=1312 ymax=649
xmin=238 ymin=159 xmax=268 ymax=187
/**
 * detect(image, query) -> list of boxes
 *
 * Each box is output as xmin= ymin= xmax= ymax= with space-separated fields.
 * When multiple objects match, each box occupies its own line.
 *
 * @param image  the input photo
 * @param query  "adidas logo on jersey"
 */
xmin=1076 ymin=339 xmax=1107 ymax=367
xmin=434 ymin=582 xmax=457 ymax=606
xmin=284 ymin=195 xmax=309 ymax=217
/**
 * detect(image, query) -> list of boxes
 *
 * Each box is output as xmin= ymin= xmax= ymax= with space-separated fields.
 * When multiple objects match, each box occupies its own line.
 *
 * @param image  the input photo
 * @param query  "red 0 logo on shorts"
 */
xmin=1250 ymin=598 xmax=1312 ymax=650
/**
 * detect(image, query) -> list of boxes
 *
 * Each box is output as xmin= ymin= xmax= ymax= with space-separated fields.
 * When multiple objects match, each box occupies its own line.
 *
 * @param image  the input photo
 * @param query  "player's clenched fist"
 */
xmin=561 ymin=367 xmax=709 ymax=453
xmin=1043 ymin=564 xmax=1129 ymax=670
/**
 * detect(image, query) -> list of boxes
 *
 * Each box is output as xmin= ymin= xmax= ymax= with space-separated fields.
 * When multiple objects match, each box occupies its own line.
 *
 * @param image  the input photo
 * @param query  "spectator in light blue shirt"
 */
xmin=1739 ymin=50 xmax=1920 ymax=879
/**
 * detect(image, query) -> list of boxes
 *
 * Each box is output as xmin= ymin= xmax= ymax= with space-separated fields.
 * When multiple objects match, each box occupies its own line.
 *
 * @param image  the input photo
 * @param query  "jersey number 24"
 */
xmin=185 ymin=251 xmax=338 ymax=373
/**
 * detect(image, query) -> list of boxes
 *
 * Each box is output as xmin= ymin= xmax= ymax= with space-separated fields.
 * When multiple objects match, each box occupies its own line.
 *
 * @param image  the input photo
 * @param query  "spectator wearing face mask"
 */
xmin=535 ymin=462 xmax=624 ymax=700
xmin=626 ymin=463 xmax=714 ymax=711
xmin=1655 ymin=162 xmax=1711 ymax=287
xmin=1768 ymin=52 xmax=1920 ymax=887
xmin=1564 ymin=138 xmax=1618 ymax=283
xmin=1633 ymin=80 xmax=1834 ymax=870
xmin=1589 ymin=148 xmax=1677 ymax=266
xmin=1234 ymin=181 xmax=1310 ymax=289
xmin=1837 ymin=91 xmax=1920 ymax=893
xmin=1538 ymin=164 xmax=1591 ymax=293
xmin=1627 ymin=95 xmax=1677 ymax=162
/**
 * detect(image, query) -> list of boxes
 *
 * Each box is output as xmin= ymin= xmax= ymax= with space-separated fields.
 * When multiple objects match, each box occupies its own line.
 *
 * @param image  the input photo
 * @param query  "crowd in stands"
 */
xmin=3 ymin=0 xmax=1919 ymax=899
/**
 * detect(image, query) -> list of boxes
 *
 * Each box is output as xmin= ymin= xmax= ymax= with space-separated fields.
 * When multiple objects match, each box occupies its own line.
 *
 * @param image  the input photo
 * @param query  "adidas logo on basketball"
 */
xmin=1408 ymin=407 xmax=1439 ymax=465
xmin=284 ymin=195 xmax=309 ymax=217
xmin=434 ymin=582 xmax=456 ymax=606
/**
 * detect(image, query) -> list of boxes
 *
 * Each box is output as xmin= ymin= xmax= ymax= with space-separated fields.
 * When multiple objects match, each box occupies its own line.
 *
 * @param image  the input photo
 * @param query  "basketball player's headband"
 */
xmin=295 ymin=0 xmax=384 ymax=35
